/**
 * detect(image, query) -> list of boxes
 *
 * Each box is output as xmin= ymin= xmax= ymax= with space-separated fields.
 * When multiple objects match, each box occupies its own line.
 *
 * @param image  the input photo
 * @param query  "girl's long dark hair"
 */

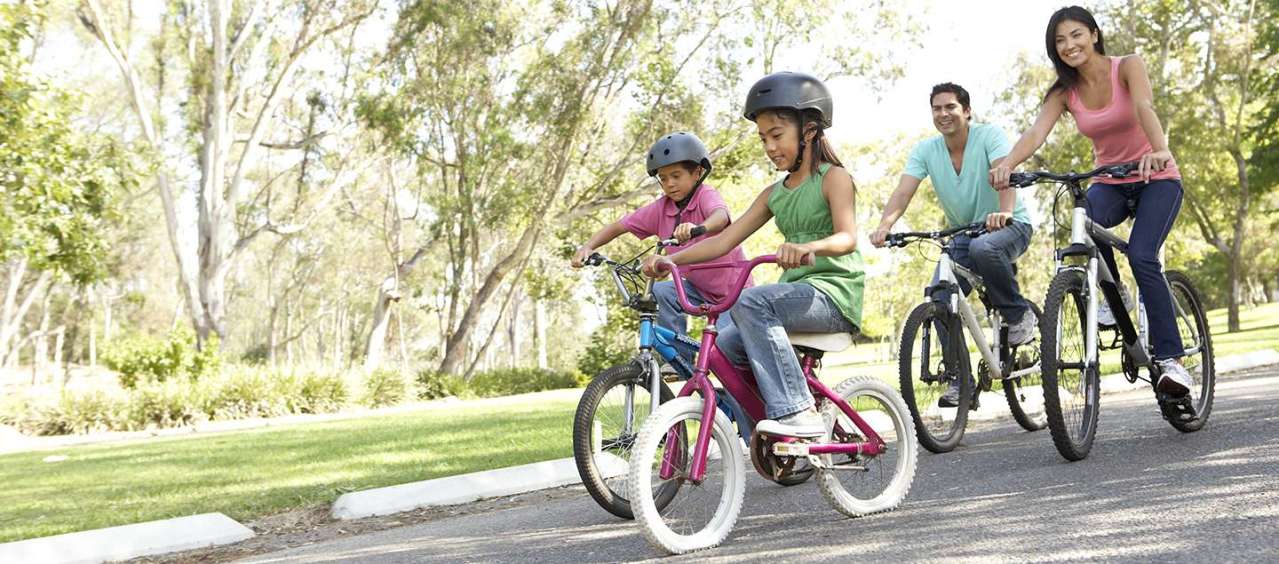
xmin=1044 ymin=6 xmax=1106 ymax=100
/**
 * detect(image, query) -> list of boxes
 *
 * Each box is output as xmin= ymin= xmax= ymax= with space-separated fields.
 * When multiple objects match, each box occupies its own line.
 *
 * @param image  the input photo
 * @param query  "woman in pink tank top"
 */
xmin=989 ymin=6 xmax=1194 ymax=396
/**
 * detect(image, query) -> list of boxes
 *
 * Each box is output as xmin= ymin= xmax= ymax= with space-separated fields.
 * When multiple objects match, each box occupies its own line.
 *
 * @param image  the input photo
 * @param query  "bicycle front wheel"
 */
xmin=898 ymin=302 xmax=971 ymax=453
xmin=817 ymin=376 xmax=918 ymax=517
xmin=1040 ymin=269 xmax=1100 ymax=461
xmin=629 ymin=397 xmax=745 ymax=555
xmin=572 ymin=362 xmax=675 ymax=519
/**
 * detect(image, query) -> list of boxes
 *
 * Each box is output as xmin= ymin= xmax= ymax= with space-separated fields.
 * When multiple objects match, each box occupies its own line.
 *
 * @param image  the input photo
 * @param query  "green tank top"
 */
xmin=767 ymin=163 xmax=865 ymax=330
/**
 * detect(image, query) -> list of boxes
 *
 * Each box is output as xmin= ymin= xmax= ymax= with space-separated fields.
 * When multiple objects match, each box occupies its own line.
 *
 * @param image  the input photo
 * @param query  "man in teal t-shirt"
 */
xmin=870 ymin=83 xmax=1036 ymax=407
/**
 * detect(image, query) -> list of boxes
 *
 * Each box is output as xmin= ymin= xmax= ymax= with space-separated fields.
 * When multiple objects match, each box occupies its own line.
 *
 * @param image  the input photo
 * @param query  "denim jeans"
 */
xmin=1086 ymin=179 xmax=1185 ymax=360
xmin=931 ymin=220 xmax=1034 ymax=324
xmin=717 ymin=283 xmax=854 ymax=419
xmin=651 ymin=280 xmax=733 ymax=364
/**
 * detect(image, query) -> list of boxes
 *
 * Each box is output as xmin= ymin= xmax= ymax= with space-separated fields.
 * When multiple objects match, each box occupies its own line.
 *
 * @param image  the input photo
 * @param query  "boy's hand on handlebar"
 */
xmin=985 ymin=212 xmax=1012 ymax=231
xmin=869 ymin=227 xmax=891 ymax=248
xmin=640 ymin=255 xmax=673 ymax=279
xmin=989 ymin=163 xmax=1013 ymax=191
xmin=1138 ymin=150 xmax=1173 ymax=182
xmin=570 ymin=245 xmax=593 ymax=268
xmin=776 ymin=242 xmax=816 ymax=269
xmin=673 ymin=222 xmax=699 ymax=243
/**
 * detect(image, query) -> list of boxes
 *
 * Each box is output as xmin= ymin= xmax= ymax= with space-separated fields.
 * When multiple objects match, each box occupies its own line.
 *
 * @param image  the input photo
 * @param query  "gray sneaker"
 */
xmin=1155 ymin=359 xmax=1193 ymax=397
xmin=1007 ymin=310 xmax=1038 ymax=346
xmin=1097 ymin=288 xmax=1135 ymax=327
xmin=756 ymin=408 xmax=826 ymax=438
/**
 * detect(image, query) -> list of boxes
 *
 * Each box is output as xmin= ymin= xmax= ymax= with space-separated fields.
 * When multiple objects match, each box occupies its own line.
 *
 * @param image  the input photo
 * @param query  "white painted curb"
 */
xmin=0 ymin=512 xmax=253 ymax=564
xmin=331 ymin=455 xmax=623 ymax=520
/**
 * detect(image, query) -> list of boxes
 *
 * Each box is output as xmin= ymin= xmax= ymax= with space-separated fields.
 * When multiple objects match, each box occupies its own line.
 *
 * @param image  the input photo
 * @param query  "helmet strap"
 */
xmin=787 ymin=118 xmax=808 ymax=173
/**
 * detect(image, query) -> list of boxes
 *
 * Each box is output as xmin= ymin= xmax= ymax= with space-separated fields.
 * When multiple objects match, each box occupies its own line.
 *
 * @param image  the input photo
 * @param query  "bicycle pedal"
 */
xmin=772 ymin=441 xmax=812 ymax=457
xmin=1156 ymin=393 xmax=1197 ymax=422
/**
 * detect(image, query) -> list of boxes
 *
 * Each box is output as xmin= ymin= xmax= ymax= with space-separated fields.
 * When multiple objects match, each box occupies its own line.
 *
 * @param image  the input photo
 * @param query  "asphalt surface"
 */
xmin=241 ymin=366 xmax=1279 ymax=563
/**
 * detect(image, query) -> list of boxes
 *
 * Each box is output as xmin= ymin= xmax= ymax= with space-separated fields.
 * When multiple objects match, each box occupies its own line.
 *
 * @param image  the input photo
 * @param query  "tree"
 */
xmin=78 ymin=0 xmax=377 ymax=346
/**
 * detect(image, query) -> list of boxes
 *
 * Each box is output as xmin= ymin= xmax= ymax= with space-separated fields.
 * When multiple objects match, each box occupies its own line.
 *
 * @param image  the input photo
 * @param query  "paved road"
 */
xmin=243 ymin=367 xmax=1279 ymax=563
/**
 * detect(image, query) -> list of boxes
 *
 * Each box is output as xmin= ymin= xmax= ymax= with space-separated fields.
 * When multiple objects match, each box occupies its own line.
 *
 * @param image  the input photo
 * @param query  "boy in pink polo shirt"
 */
xmin=572 ymin=132 xmax=752 ymax=358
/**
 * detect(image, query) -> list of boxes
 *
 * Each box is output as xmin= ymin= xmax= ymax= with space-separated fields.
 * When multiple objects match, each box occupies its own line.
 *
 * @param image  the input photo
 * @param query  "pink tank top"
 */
xmin=1067 ymin=56 xmax=1180 ymax=184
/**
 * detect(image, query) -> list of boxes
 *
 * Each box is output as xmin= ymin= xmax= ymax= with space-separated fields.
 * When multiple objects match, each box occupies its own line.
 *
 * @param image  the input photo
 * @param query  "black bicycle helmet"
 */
xmin=645 ymin=131 xmax=712 ymax=177
xmin=742 ymin=71 xmax=833 ymax=128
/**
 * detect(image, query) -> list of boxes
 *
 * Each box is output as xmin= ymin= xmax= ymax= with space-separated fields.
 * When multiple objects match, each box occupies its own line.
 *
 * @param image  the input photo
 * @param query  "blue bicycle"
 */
xmin=572 ymin=234 xmax=795 ymax=520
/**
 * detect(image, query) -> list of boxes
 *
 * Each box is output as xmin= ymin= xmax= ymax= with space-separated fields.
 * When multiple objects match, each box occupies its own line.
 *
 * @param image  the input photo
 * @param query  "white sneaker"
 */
xmin=1007 ymin=310 xmax=1038 ymax=346
xmin=1097 ymin=288 xmax=1136 ymax=327
xmin=756 ymin=408 xmax=826 ymax=438
xmin=1155 ymin=359 xmax=1193 ymax=397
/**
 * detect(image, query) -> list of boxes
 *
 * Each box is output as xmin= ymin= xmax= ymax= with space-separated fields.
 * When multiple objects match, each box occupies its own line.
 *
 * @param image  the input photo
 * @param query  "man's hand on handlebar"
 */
xmin=570 ymin=245 xmax=593 ymax=268
xmin=985 ymin=211 xmax=1012 ymax=231
xmin=869 ymin=226 xmax=892 ymax=248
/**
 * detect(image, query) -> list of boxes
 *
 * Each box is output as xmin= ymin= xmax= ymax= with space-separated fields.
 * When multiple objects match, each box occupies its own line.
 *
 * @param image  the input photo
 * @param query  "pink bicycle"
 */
xmin=628 ymin=256 xmax=918 ymax=554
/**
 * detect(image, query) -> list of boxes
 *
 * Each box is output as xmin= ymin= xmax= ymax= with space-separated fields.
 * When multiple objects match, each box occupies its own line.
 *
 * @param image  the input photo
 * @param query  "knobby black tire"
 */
xmin=1164 ymin=271 xmax=1215 ymax=433
xmin=572 ymin=361 xmax=676 ymax=519
xmin=1040 ymin=269 xmax=1100 ymax=461
xmin=898 ymin=302 xmax=971 ymax=453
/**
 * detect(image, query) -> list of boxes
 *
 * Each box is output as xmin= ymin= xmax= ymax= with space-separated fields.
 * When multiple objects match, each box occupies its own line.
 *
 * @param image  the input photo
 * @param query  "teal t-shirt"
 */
xmin=903 ymin=123 xmax=1030 ymax=228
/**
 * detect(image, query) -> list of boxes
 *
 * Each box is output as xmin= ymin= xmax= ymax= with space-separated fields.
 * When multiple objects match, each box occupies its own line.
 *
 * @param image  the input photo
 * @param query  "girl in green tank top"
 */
xmin=641 ymin=71 xmax=864 ymax=436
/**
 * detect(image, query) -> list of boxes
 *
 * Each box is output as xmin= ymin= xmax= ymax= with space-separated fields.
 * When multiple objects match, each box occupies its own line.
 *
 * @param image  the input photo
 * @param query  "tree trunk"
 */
xmin=1227 ymin=256 xmax=1242 ymax=333
xmin=364 ymin=247 xmax=429 ymax=369
xmin=439 ymin=226 xmax=540 ymax=375
xmin=534 ymin=297 xmax=547 ymax=369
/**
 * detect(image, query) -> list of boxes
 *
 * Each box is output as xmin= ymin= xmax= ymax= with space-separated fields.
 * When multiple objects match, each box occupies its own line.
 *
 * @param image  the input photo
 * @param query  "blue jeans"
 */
xmin=717 ymin=283 xmax=854 ymax=419
xmin=651 ymin=280 xmax=733 ymax=364
xmin=931 ymin=220 xmax=1034 ymax=324
xmin=1086 ymin=179 xmax=1185 ymax=360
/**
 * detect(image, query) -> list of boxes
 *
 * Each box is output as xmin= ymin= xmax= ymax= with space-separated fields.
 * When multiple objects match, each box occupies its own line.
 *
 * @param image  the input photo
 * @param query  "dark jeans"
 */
xmin=930 ymin=220 xmax=1034 ymax=324
xmin=1086 ymin=179 xmax=1185 ymax=360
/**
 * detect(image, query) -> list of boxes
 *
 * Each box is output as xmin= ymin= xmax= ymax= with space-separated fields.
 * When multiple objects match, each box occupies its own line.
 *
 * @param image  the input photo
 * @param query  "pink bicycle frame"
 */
xmin=655 ymin=257 xmax=887 ymax=483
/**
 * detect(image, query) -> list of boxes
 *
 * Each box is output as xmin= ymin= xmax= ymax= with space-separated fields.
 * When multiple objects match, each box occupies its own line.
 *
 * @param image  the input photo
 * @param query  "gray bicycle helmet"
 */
xmin=645 ymin=132 xmax=712 ymax=177
xmin=742 ymin=71 xmax=833 ymax=128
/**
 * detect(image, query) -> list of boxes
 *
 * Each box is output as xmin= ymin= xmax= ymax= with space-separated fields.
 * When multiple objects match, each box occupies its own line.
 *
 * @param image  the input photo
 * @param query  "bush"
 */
xmin=126 ymin=380 xmax=209 ymax=430
xmin=102 ymin=329 xmax=222 ymax=388
xmin=25 ymin=390 xmax=125 ymax=436
xmin=206 ymin=369 xmax=292 ymax=420
xmin=415 ymin=369 xmax=468 ymax=400
xmin=293 ymin=370 xmax=349 ymax=414
xmin=466 ymin=367 xmax=582 ymax=398
xmin=361 ymin=369 xmax=408 ymax=408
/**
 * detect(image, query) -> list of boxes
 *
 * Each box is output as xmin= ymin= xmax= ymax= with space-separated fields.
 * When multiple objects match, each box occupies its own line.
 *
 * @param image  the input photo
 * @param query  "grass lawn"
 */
xmin=1 ymin=303 xmax=1275 ymax=543
xmin=0 ymin=394 xmax=577 ymax=543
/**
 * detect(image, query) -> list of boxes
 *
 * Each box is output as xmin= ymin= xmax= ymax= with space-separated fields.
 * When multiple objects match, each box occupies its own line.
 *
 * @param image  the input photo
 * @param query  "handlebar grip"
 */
xmin=1105 ymin=162 xmax=1140 ymax=178
xmin=1008 ymin=172 xmax=1036 ymax=187
xmin=586 ymin=253 xmax=604 ymax=267
xmin=690 ymin=225 xmax=707 ymax=238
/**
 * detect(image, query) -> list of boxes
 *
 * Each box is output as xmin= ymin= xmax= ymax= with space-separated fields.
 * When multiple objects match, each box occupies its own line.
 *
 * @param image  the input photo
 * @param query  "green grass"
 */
xmin=0 ymin=395 xmax=578 ymax=543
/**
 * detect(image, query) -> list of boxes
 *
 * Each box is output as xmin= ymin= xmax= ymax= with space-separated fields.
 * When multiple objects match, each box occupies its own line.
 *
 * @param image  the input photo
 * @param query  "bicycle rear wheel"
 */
xmin=1164 ymin=271 xmax=1215 ymax=432
xmin=1004 ymin=303 xmax=1048 ymax=431
xmin=1040 ymin=269 xmax=1100 ymax=461
xmin=573 ymin=362 xmax=676 ymax=519
xmin=898 ymin=302 xmax=971 ymax=453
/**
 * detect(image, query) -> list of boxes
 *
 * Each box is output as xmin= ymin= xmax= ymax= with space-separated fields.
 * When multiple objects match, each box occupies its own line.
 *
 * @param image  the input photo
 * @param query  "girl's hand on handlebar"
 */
xmin=571 ymin=245 xmax=593 ymax=268
xmin=776 ymin=242 xmax=816 ymax=269
xmin=1138 ymin=149 xmax=1173 ymax=182
xmin=640 ymin=255 xmax=673 ymax=279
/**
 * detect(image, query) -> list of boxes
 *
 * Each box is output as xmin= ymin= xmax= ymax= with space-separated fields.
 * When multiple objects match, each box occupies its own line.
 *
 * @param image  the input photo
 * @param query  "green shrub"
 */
xmin=102 ymin=329 xmax=222 ymax=388
xmin=126 ymin=380 xmax=208 ymax=430
xmin=207 ymin=369 xmax=292 ymax=420
xmin=361 ymin=369 xmax=408 ymax=408
xmin=576 ymin=311 xmax=637 ymax=379
xmin=415 ymin=369 xmax=469 ymax=400
xmin=466 ymin=367 xmax=582 ymax=398
xmin=30 ymin=390 xmax=125 ymax=435
xmin=293 ymin=371 xmax=349 ymax=414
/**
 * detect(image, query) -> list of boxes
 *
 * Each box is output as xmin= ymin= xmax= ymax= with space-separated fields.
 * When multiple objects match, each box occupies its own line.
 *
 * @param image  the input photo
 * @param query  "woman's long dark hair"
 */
xmin=1044 ymin=6 xmax=1106 ymax=100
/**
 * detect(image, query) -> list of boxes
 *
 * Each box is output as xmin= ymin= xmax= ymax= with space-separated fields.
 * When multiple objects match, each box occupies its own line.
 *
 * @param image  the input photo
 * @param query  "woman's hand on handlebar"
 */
xmin=1138 ymin=149 xmax=1173 ymax=182
xmin=776 ymin=242 xmax=816 ymax=269
xmin=989 ymin=163 xmax=1013 ymax=191
xmin=640 ymin=255 xmax=674 ymax=279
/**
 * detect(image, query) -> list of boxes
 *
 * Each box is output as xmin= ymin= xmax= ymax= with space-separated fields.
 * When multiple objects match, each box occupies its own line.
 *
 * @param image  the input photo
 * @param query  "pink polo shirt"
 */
xmin=620 ymin=184 xmax=753 ymax=303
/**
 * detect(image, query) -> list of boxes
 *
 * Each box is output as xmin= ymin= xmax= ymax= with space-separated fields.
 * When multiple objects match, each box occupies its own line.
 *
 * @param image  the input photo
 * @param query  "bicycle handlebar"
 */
xmin=1008 ymin=161 xmax=1140 ymax=188
xmin=655 ymin=255 xmax=779 ymax=316
xmin=884 ymin=222 xmax=987 ymax=248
